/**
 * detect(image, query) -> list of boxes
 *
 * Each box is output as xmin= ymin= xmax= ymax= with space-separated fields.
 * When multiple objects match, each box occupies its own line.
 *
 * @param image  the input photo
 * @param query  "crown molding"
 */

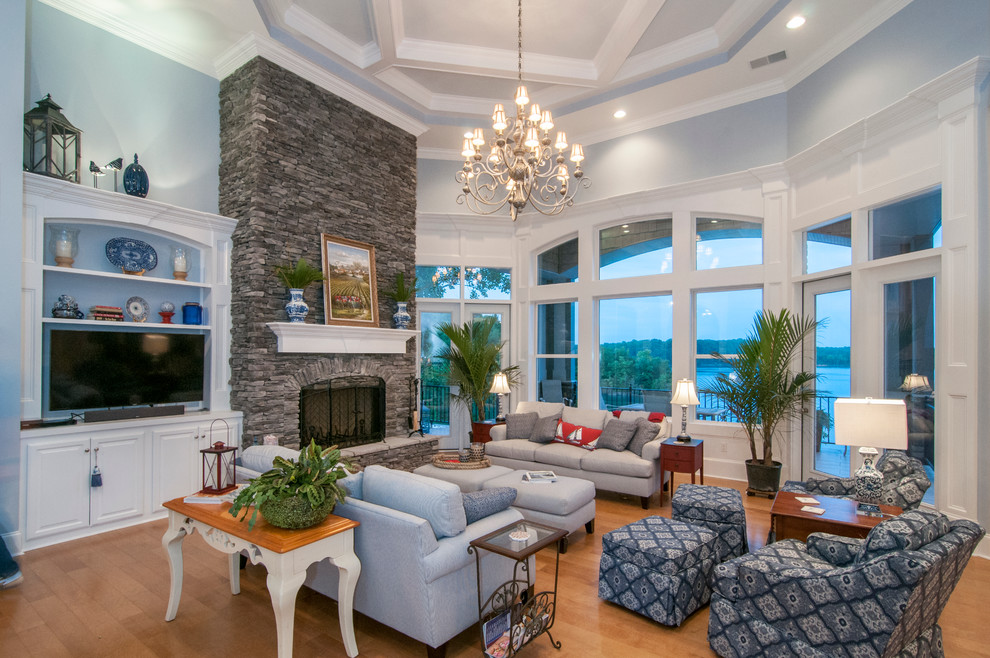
xmin=617 ymin=28 xmax=721 ymax=83
xmin=214 ymin=33 xmax=428 ymax=136
xmin=284 ymin=4 xmax=381 ymax=69
xmin=417 ymin=147 xmax=463 ymax=162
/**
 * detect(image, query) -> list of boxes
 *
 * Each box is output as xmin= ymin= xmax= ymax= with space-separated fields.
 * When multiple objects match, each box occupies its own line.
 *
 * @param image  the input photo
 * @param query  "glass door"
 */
xmin=803 ymin=276 xmax=851 ymax=478
xmin=418 ymin=304 xmax=459 ymax=441
xmin=469 ymin=304 xmax=510 ymax=421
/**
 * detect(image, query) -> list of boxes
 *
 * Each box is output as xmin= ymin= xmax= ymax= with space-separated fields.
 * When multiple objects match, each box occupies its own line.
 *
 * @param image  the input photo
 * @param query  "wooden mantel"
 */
xmin=266 ymin=322 xmax=417 ymax=354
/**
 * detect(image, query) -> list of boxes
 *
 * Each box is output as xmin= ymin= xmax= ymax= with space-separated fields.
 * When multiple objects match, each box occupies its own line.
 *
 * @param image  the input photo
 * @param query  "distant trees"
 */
xmin=600 ymin=339 xmax=672 ymax=390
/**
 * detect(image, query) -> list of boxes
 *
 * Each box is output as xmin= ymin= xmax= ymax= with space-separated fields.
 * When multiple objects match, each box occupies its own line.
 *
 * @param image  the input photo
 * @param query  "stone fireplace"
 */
xmin=300 ymin=376 xmax=386 ymax=449
xmin=218 ymin=56 xmax=435 ymax=468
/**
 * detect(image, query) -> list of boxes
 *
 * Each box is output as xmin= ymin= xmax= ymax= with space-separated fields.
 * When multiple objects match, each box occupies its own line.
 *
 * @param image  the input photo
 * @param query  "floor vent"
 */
xmin=750 ymin=50 xmax=787 ymax=69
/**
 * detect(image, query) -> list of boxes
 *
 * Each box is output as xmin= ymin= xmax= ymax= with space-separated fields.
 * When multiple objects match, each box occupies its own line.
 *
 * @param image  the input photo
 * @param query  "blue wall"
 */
xmin=26 ymin=1 xmax=220 ymax=213
xmin=787 ymin=0 xmax=990 ymax=155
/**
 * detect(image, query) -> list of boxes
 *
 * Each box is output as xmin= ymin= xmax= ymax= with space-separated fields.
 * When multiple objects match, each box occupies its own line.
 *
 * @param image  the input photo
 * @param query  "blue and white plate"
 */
xmin=106 ymin=237 xmax=158 ymax=273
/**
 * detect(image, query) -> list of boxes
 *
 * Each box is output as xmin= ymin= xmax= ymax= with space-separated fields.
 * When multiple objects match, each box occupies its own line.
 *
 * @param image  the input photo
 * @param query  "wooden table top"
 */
xmin=770 ymin=490 xmax=900 ymax=529
xmin=163 ymin=497 xmax=359 ymax=554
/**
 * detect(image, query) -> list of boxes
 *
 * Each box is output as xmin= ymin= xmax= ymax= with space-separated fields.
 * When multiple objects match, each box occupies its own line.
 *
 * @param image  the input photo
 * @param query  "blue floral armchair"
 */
xmin=707 ymin=509 xmax=984 ymax=657
xmin=782 ymin=449 xmax=931 ymax=510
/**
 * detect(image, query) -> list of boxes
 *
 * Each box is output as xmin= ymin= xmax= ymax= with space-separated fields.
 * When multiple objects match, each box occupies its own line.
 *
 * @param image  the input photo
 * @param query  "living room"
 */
xmin=2 ymin=0 xmax=989 ymax=656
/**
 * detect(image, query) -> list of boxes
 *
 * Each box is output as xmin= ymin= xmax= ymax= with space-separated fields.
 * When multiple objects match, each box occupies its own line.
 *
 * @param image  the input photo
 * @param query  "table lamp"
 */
xmin=900 ymin=373 xmax=931 ymax=392
xmin=833 ymin=398 xmax=908 ymax=503
xmin=490 ymin=371 xmax=511 ymax=421
xmin=670 ymin=379 xmax=700 ymax=442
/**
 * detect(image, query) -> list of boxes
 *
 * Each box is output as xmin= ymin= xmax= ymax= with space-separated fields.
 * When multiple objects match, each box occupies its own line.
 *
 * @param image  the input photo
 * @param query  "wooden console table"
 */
xmin=770 ymin=490 xmax=901 ymax=542
xmin=162 ymin=498 xmax=361 ymax=658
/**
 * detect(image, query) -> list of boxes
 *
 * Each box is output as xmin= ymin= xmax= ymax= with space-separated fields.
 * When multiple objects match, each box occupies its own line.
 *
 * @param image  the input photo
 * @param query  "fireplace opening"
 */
xmin=300 ymin=376 xmax=386 ymax=449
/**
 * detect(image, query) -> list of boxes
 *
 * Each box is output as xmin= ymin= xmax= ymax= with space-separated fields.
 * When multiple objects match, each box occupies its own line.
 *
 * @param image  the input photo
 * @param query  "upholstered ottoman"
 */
xmin=482 ymin=470 xmax=596 ymax=552
xmin=671 ymin=484 xmax=748 ymax=560
xmin=412 ymin=463 xmax=514 ymax=492
xmin=598 ymin=516 xmax=722 ymax=627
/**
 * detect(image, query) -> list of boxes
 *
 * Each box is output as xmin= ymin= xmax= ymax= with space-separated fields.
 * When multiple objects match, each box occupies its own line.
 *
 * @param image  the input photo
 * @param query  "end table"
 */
xmin=471 ymin=420 xmax=505 ymax=444
xmin=660 ymin=437 xmax=703 ymax=504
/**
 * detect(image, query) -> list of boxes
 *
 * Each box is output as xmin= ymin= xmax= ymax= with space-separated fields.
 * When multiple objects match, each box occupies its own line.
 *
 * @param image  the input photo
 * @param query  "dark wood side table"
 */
xmin=660 ymin=438 xmax=703 ymax=505
xmin=471 ymin=420 xmax=505 ymax=443
xmin=769 ymin=490 xmax=901 ymax=542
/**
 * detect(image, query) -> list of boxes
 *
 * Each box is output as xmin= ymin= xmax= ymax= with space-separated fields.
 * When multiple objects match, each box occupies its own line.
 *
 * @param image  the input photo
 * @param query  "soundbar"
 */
xmin=84 ymin=405 xmax=186 ymax=423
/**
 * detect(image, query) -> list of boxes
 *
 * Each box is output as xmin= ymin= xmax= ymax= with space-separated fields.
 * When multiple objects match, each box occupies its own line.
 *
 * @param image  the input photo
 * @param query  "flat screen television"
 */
xmin=46 ymin=328 xmax=206 ymax=413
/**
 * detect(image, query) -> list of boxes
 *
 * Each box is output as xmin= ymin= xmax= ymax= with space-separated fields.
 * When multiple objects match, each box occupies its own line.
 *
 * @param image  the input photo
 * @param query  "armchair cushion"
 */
xmin=362 ymin=465 xmax=467 ymax=539
xmin=528 ymin=413 xmax=562 ymax=443
xmin=628 ymin=418 xmax=662 ymax=457
xmin=806 ymin=532 xmax=862 ymax=566
xmin=505 ymin=412 xmax=538 ymax=439
xmin=596 ymin=418 xmax=637 ymax=451
xmin=856 ymin=508 xmax=950 ymax=564
xmin=462 ymin=487 xmax=517 ymax=524
xmin=238 ymin=444 xmax=303 ymax=474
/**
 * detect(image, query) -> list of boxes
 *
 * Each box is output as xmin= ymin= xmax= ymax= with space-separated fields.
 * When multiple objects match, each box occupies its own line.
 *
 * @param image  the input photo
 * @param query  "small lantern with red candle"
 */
xmin=201 ymin=441 xmax=237 ymax=494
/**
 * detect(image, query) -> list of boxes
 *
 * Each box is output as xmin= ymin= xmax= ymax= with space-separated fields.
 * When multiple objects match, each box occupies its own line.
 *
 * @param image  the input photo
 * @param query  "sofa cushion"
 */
xmin=628 ymin=418 xmax=663 ymax=457
xmin=580 ymin=448 xmax=655 ymax=478
xmin=462 ymin=487 xmax=517 ymax=524
xmin=485 ymin=438 xmax=541 ymax=461
xmin=341 ymin=470 xmax=364 ymax=500
xmin=528 ymin=413 xmax=562 ymax=443
xmin=596 ymin=419 xmax=637 ymax=451
xmin=562 ymin=406 xmax=610 ymax=430
xmin=516 ymin=400 xmax=564 ymax=417
xmin=238 ymin=444 xmax=302 ymax=474
xmin=362 ymin=465 xmax=467 ymax=539
xmin=856 ymin=508 xmax=951 ymax=564
xmin=533 ymin=443 xmax=587 ymax=470
xmin=505 ymin=412 xmax=539 ymax=439
xmin=552 ymin=420 xmax=602 ymax=450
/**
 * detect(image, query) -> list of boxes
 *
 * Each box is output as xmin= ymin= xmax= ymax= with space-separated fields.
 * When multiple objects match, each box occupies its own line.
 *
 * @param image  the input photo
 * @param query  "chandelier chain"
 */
xmin=517 ymin=0 xmax=523 ymax=85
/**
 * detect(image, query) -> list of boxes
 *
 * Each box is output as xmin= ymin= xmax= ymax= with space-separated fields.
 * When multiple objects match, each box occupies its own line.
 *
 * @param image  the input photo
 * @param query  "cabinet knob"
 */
xmin=84 ymin=448 xmax=90 ymax=453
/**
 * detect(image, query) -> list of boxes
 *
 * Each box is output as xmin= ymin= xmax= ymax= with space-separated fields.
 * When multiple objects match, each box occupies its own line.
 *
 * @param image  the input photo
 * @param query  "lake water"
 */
xmin=696 ymin=362 xmax=850 ymax=399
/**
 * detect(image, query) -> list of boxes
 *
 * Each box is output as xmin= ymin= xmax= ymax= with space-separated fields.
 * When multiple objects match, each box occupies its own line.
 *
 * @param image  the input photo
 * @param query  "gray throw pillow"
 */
xmin=462 ymin=487 xmax=517 ymax=524
xmin=597 ymin=419 xmax=637 ymax=451
xmin=528 ymin=413 xmax=562 ymax=443
xmin=627 ymin=418 xmax=661 ymax=457
xmin=505 ymin=412 xmax=539 ymax=439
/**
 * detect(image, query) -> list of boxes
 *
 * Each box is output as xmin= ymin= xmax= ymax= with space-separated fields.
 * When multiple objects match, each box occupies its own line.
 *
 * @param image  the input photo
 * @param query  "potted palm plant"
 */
xmin=703 ymin=309 xmax=819 ymax=495
xmin=436 ymin=316 xmax=519 ymax=440
xmin=229 ymin=440 xmax=350 ymax=530
xmin=274 ymin=258 xmax=326 ymax=323
xmin=382 ymin=271 xmax=417 ymax=329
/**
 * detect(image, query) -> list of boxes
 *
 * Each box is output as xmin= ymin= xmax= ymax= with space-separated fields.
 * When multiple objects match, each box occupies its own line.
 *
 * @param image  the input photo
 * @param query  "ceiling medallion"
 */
xmin=456 ymin=0 xmax=590 ymax=221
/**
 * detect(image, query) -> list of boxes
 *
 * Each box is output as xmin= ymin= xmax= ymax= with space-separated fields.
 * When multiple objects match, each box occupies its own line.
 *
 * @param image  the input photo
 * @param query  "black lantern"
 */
xmin=24 ymin=95 xmax=82 ymax=183
xmin=201 ymin=441 xmax=237 ymax=494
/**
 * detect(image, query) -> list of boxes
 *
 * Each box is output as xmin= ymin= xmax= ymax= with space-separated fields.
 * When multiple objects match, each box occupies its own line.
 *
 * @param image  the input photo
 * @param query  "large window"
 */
xmin=416 ymin=265 xmax=511 ymax=300
xmin=599 ymin=296 xmax=673 ymax=412
xmin=599 ymin=219 xmax=673 ymax=280
xmin=805 ymin=215 xmax=852 ymax=274
xmin=536 ymin=302 xmax=577 ymax=406
xmin=416 ymin=265 xmax=460 ymax=299
xmin=465 ymin=267 xmax=510 ymax=299
xmin=695 ymin=288 xmax=763 ymax=421
xmin=871 ymin=188 xmax=942 ymax=260
xmin=537 ymin=238 xmax=579 ymax=285
xmin=696 ymin=217 xmax=762 ymax=270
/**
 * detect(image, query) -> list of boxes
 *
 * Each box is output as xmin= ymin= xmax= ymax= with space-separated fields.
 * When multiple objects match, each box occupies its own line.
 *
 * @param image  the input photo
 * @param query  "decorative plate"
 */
xmin=125 ymin=296 xmax=150 ymax=322
xmin=106 ymin=237 xmax=158 ymax=273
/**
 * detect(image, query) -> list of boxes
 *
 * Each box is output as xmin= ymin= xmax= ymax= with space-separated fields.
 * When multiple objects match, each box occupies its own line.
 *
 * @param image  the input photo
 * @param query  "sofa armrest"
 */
xmin=489 ymin=424 xmax=507 ymax=441
xmin=641 ymin=437 xmax=666 ymax=462
xmin=806 ymin=533 xmax=863 ymax=566
xmin=422 ymin=508 xmax=523 ymax=584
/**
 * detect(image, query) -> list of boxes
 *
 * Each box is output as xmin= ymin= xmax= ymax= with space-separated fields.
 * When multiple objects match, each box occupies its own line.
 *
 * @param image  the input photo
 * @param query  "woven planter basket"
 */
xmin=260 ymin=495 xmax=335 ymax=529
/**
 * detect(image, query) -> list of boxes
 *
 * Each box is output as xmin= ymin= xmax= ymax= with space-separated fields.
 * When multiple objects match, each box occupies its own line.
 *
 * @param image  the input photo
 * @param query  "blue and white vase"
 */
xmin=285 ymin=288 xmax=309 ymax=323
xmin=392 ymin=301 xmax=411 ymax=329
xmin=123 ymin=154 xmax=150 ymax=198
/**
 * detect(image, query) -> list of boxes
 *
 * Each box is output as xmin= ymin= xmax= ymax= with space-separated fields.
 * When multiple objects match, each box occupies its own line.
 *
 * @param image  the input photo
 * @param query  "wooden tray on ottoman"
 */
xmin=432 ymin=454 xmax=491 ymax=470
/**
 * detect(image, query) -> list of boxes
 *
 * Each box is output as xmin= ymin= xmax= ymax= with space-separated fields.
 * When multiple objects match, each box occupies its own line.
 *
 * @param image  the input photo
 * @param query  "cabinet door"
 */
xmin=25 ymin=437 xmax=91 ymax=541
xmin=152 ymin=423 xmax=203 ymax=510
xmin=90 ymin=431 xmax=146 ymax=526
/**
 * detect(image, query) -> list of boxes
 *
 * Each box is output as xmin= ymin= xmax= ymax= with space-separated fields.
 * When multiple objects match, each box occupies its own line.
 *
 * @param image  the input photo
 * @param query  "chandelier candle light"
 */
xmin=670 ymin=379 xmax=700 ymax=442
xmin=456 ymin=0 xmax=590 ymax=221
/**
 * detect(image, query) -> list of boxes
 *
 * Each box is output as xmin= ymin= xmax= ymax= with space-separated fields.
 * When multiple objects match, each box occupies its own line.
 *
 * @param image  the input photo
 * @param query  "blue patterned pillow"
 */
xmin=462 ymin=487 xmax=517 ymax=524
xmin=856 ymin=508 xmax=950 ymax=563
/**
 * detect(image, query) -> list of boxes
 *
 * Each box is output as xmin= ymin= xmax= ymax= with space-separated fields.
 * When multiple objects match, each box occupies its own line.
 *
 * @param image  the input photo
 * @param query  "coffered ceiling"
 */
xmin=42 ymin=0 xmax=913 ymax=153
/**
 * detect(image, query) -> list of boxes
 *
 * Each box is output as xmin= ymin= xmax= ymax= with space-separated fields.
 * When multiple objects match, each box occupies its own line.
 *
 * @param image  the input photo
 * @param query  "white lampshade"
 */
xmin=901 ymin=373 xmax=931 ymax=391
xmin=670 ymin=379 xmax=700 ymax=406
xmin=490 ymin=372 xmax=511 ymax=394
xmin=834 ymin=398 xmax=908 ymax=450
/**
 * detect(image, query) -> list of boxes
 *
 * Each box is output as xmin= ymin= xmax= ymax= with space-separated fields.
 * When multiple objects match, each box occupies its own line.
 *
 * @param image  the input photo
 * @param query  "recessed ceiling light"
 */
xmin=786 ymin=15 xmax=805 ymax=29
xmin=613 ymin=110 xmax=626 ymax=119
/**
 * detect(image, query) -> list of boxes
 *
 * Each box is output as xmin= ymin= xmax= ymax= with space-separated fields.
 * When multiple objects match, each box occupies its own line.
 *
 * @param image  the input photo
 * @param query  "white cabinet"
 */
xmin=24 ymin=429 xmax=145 ymax=542
xmin=21 ymin=411 xmax=242 ymax=550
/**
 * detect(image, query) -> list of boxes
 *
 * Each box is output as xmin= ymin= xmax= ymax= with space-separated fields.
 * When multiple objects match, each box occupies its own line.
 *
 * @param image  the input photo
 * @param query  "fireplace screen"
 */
xmin=300 ymin=376 xmax=386 ymax=448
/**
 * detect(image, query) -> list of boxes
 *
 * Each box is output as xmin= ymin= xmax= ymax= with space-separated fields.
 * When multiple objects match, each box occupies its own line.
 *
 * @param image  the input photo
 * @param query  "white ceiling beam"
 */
xmin=284 ymin=4 xmax=381 ymax=69
xmin=592 ymin=0 xmax=666 ymax=84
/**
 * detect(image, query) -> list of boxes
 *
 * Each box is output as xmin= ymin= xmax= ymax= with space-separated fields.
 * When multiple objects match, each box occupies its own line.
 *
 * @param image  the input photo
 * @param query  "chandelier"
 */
xmin=456 ymin=0 xmax=590 ymax=221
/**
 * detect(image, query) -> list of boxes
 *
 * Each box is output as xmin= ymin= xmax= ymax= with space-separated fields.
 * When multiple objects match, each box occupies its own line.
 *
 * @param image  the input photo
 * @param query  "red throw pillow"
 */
xmin=648 ymin=412 xmax=666 ymax=423
xmin=553 ymin=420 xmax=602 ymax=450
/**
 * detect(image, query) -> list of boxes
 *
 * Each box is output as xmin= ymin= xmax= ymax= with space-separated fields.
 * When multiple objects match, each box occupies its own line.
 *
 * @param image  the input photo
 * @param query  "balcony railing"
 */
xmin=421 ymin=384 xmax=498 ymax=428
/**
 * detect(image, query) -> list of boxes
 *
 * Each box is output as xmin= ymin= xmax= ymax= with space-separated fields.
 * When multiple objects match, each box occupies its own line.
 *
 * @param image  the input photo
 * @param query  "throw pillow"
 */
xmin=596 ymin=419 xmax=637 ymax=451
xmin=552 ymin=420 xmax=603 ymax=450
xmin=855 ymin=508 xmax=951 ymax=564
xmin=627 ymin=418 xmax=662 ymax=457
xmin=505 ymin=412 xmax=539 ymax=439
xmin=462 ymin=487 xmax=517 ymax=524
xmin=528 ymin=413 xmax=562 ymax=443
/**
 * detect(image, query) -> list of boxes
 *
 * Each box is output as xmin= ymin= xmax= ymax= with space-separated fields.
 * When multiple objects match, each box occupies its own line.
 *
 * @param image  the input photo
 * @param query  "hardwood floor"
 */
xmin=2 ymin=477 xmax=988 ymax=657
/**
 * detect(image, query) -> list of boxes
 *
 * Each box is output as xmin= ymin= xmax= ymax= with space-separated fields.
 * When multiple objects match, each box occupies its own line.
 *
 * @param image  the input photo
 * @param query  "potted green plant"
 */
xmin=274 ymin=258 xmax=326 ymax=323
xmin=436 ymin=316 xmax=519 ymax=440
xmin=703 ymin=309 xmax=819 ymax=494
xmin=382 ymin=272 xmax=417 ymax=329
xmin=229 ymin=440 xmax=350 ymax=530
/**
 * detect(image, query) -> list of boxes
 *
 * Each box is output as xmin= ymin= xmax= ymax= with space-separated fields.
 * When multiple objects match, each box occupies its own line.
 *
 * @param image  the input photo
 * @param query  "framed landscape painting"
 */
xmin=320 ymin=233 xmax=379 ymax=327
